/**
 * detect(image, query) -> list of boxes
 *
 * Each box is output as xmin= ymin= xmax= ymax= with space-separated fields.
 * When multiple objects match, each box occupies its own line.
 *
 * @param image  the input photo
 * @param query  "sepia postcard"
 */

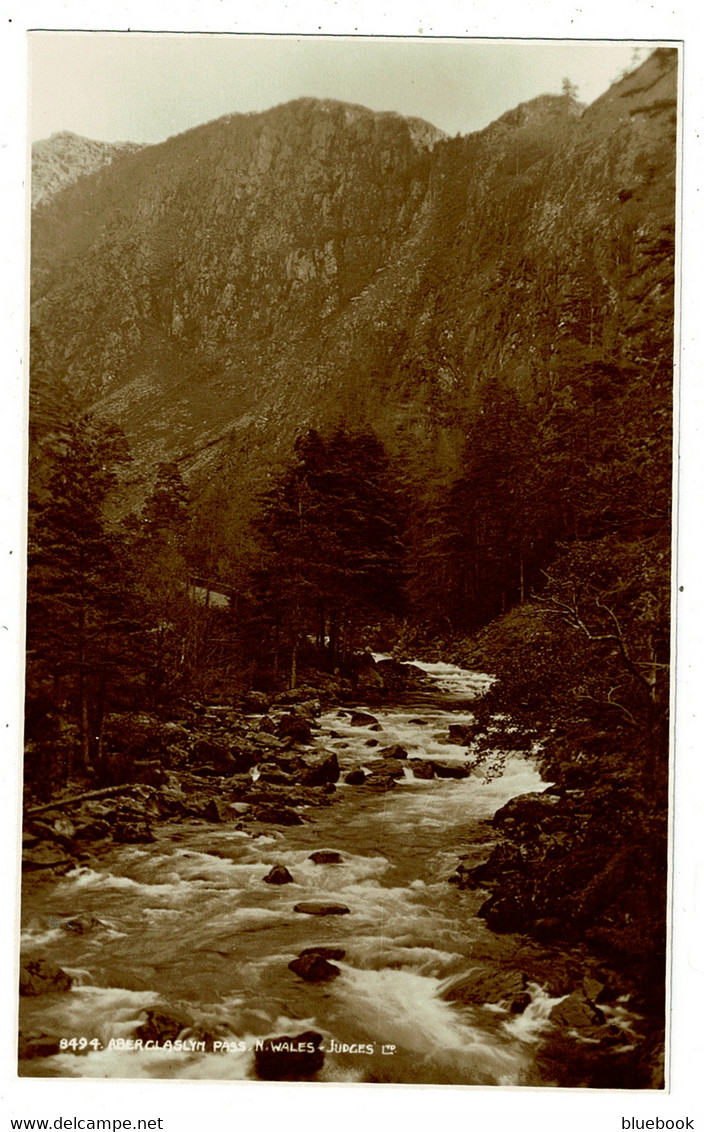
xmin=9 ymin=20 xmax=698 ymax=1119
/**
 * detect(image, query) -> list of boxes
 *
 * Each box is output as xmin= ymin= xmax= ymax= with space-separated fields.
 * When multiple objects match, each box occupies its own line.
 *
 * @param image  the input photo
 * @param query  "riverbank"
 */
xmin=19 ymin=655 xmax=665 ymax=1086
xmin=400 ymin=607 xmax=668 ymax=1086
xmin=22 ymin=658 xmax=437 ymax=874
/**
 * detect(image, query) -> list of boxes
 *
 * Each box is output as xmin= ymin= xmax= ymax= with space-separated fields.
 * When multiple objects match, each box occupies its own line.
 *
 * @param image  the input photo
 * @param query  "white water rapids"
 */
xmin=18 ymin=660 xmax=635 ymax=1085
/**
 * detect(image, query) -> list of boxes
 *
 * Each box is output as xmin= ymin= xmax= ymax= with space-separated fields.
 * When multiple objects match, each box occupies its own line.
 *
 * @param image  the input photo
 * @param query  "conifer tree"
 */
xmin=130 ymin=461 xmax=196 ymax=704
xmin=436 ymin=385 xmax=544 ymax=631
xmin=254 ymin=426 xmax=406 ymax=684
xmin=25 ymin=415 xmax=133 ymax=778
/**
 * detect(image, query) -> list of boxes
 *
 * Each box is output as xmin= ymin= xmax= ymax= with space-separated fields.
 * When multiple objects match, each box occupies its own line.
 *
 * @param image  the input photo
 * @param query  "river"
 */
xmin=19 ymin=660 xmax=643 ymax=1086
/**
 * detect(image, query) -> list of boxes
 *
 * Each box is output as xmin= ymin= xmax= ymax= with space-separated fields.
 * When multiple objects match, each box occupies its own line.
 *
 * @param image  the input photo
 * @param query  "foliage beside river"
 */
xmin=422 ymin=597 xmax=669 ymax=1042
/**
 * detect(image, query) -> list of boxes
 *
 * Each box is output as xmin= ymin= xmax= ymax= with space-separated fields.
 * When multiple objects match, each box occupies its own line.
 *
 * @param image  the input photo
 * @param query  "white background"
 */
xmin=1 ymin=3 xmax=702 ymax=1131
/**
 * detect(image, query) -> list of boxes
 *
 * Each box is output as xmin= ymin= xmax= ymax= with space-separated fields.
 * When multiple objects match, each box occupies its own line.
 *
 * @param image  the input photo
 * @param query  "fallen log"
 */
xmin=26 ymin=784 xmax=148 ymax=817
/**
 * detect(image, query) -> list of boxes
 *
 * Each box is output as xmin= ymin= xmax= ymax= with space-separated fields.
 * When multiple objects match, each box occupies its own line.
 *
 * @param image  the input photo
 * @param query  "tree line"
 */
xmin=24 ymin=357 xmax=670 ymax=798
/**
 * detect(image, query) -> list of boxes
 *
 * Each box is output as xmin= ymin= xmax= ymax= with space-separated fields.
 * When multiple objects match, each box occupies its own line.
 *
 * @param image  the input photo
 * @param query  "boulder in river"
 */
xmin=294 ymin=901 xmax=350 ymax=916
xmin=510 ymin=992 xmax=533 ymax=1014
xmin=255 ymin=763 xmax=292 ymax=785
xmin=431 ymin=762 xmax=469 ymax=779
xmin=583 ymin=976 xmax=608 ymax=1004
xmin=344 ymin=770 xmax=366 ymax=785
xmin=264 ymin=864 xmax=294 ymax=885
xmin=349 ymin=711 xmax=380 ymax=728
xmin=374 ymin=658 xmax=429 ymax=693
xmin=366 ymin=759 xmax=405 ymax=782
xmin=135 ymin=1009 xmax=191 ymax=1044
xmin=193 ymin=764 xmax=225 ymax=778
xmin=445 ymin=967 xmax=529 ymax=1013
xmin=296 ymin=699 xmax=322 ymax=719
xmin=276 ymin=712 xmax=313 ymax=744
xmin=192 ymin=736 xmax=233 ymax=770
xmin=299 ymin=752 xmax=339 ymax=786
xmin=224 ymin=772 xmax=255 ymax=795
xmin=250 ymin=732 xmax=288 ymax=752
xmin=252 ymin=803 xmax=303 ymax=826
xmin=448 ymin=723 xmax=477 ymax=745
xmin=288 ymin=954 xmax=341 ymax=983
xmin=358 ymin=768 xmax=399 ymax=792
xmin=20 ymin=959 xmax=73 ymax=996
xmin=254 ymin=1030 xmax=325 ymax=1080
xmin=228 ymin=746 xmax=262 ymax=772
xmin=309 ymin=850 xmax=343 ymax=864
xmin=410 ymin=761 xmax=435 ymax=780
xmin=380 ymin=744 xmax=408 ymax=760
xmin=202 ymin=798 xmax=234 ymax=823
xmin=59 ymin=914 xmax=103 ymax=935
xmin=112 ymin=819 xmax=154 ymax=843
xmin=28 ymin=817 xmax=60 ymax=839
xmin=549 ymin=990 xmax=620 ymax=1043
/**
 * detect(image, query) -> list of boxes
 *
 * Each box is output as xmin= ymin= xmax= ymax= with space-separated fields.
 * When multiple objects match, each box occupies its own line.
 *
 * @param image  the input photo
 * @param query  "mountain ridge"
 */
xmin=29 ymin=49 xmax=676 ymax=521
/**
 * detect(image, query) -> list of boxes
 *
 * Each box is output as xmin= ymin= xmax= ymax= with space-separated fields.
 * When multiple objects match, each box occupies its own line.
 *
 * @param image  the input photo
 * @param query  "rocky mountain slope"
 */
xmin=31 ymin=131 xmax=145 ymax=209
xmin=29 ymin=49 xmax=676 ymax=512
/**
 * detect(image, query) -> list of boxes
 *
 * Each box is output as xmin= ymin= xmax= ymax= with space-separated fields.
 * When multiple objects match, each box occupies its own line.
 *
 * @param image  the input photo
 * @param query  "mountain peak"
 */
xmin=31 ymin=131 xmax=144 ymax=208
xmin=210 ymin=96 xmax=447 ymax=151
xmin=494 ymin=92 xmax=583 ymax=131
xmin=283 ymin=95 xmax=445 ymax=140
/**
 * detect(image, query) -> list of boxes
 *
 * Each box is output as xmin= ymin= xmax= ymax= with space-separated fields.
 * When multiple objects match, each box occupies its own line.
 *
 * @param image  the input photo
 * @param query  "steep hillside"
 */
xmin=29 ymin=49 xmax=676 ymax=513
xmin=31 ymin=131 xmax=145 ymax=209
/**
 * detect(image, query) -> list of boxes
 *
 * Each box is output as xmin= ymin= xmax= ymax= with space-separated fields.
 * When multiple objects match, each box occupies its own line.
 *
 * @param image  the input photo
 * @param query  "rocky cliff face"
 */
xmin=29 ymin=49 xmax=676 ymax=509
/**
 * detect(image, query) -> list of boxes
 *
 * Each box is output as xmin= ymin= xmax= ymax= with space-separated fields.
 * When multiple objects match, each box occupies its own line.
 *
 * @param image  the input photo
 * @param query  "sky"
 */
xmin=27 ymin=33 xmax=652 ymax=146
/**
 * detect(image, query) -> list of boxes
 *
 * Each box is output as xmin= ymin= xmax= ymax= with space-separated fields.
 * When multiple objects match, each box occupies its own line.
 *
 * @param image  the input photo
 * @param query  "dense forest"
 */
xmin=25 ymin=335 xmax=671 ymax=797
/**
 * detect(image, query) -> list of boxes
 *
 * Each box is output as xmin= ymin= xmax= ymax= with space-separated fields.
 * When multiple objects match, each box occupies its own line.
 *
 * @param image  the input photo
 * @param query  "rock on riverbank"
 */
xmin=22 ymin=661 xmax=435 ymax=870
